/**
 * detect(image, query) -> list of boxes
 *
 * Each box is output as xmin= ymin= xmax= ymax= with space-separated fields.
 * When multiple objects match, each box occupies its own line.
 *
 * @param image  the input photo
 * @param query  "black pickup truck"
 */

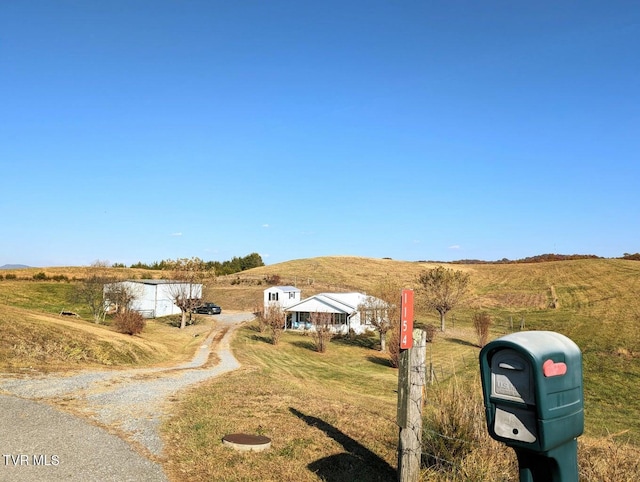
xmin=193 ymin=302 xmax=222 ymax=315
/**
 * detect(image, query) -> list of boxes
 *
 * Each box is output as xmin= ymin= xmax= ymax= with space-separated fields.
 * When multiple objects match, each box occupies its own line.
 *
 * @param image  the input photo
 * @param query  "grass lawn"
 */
xmin=3 ymin=258 xmax=640 ymax=479
xmin=162 ymin=319 xmax=640 ymax=481
xmin=163 ymin=324 xmax=400 ymax=482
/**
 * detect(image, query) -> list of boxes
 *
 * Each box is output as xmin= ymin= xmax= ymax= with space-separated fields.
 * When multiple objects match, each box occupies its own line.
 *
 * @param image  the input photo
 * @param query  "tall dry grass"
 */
xmin=421 ymin=376 xmax=640 ymax=481
xmin=472 ymin=311 xmax=492 ymax=348
xmin=579 ymin=436 xmax=640 ymax=481
xmin=421 ymin=377 xmax=517 ymax=481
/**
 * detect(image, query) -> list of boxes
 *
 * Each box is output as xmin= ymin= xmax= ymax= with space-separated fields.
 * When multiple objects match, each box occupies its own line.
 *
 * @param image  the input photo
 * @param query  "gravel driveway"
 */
xmin=0 ymin=312 xmax=254 ymax=482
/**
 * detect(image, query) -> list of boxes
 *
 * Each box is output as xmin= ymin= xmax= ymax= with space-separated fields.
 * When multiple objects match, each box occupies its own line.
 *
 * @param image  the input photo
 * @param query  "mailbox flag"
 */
xmin=400 ymin=289 xmax=414 ymax=349
xmin=543 ymin=359 xmax=568 ymax=377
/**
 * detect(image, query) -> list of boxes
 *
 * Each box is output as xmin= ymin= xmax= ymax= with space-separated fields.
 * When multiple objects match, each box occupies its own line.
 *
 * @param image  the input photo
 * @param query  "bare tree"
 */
xmin=388 ymin=325 xmax=401 ymax=368
xmin=359 ymin=278 xmax=402 ymax=360
xmin=253 ymin=303 xmax=268 ymax=333
xmin=103 ymin=282 xmax=142 ymax=315
xmin=166 ymin=257 xmax=208 ymax=329
xmin=264 ymin=303 xmax=285 ymax=345
xmin=473 ymin=311 xmax=492 ymax=348
xmin=72 ymin=261 xmax=115 ymax=323
xmin=167 ymin=281 xmax=202 ymax=329
xmin=358 ymin=295 xmax=392 ymax=352
xmin=417 ymin=266 xmax=470 ymax=332
xmin=309 ymin=311 xmax=334 ymax=353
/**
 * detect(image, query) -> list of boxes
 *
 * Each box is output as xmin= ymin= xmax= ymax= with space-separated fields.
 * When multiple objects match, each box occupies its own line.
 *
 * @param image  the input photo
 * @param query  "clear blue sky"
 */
xmin=1 ymin=1 xmax=638 ymax=267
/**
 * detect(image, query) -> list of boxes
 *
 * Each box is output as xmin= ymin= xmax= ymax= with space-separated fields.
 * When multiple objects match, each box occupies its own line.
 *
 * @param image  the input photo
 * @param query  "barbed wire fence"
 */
xmin=359 ymin=366 xmax=504 ymax=480
xmin=415 ymin=319 xmax=531 ymax=479
xmin=354 ymin=330 xmax=516 ymax=480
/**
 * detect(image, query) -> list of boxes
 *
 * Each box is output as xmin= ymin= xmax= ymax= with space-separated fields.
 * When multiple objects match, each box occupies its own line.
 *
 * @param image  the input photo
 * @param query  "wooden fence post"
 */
xmin=397 ymin=328 xmax=427 ymax=482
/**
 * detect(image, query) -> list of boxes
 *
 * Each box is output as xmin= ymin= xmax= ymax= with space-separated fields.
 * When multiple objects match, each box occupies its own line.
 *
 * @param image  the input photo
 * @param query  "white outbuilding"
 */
xmin=104 ymin=280 xmax=203 ymax=318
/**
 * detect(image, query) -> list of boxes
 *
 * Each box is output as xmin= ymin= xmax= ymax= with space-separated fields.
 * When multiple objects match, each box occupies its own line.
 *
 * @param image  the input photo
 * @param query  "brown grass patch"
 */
xmin=579 ymin=435 xmax=640 ymax=481
xmin=0 ymin=304 xmax=214 ymax=372
xmin=163 ymin=325 xmax=399 ymax=482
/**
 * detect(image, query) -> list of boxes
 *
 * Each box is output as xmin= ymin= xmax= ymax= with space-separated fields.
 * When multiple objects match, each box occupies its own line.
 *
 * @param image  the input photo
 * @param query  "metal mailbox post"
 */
xmin=479 ymin=331 xmax=584 ymax=482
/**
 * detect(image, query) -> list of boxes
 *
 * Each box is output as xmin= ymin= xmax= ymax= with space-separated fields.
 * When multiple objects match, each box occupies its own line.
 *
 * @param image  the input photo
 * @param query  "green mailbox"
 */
xmin=479 ymin=331 xmax=584 ymax=482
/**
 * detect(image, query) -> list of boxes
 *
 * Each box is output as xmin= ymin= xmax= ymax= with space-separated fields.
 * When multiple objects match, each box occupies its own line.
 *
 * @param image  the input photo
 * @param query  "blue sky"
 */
xmin=1 ymin=1 xmax=638 ymax=267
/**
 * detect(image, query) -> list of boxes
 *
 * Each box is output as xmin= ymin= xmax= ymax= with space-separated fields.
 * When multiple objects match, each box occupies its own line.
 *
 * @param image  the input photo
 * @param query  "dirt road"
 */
xmin=0 ymin=312 xmax=253 ymax=482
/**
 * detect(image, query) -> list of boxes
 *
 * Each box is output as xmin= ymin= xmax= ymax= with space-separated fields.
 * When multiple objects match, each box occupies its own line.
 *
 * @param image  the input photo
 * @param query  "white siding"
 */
xmin=263 ymin=286 xmax=301 ymax=311
xmin=284 ymin=292 xmax=385 ymax=335
xmin=105 ymin=280 xmax=202 ymax=318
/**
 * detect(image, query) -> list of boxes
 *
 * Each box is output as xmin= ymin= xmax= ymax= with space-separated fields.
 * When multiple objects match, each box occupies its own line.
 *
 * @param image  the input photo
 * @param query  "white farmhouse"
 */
xmin=104 ymin=280 xmax=203 ymax=318
xmin=286 ymin=292 xmax=375 ymax=334
xmin=262 ymin=288 xmax=387 ymax=335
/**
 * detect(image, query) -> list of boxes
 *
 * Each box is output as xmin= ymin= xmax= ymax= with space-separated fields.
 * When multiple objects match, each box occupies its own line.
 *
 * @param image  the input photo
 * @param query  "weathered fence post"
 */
xmin=397 ymin=328 xmax=427 ymax=482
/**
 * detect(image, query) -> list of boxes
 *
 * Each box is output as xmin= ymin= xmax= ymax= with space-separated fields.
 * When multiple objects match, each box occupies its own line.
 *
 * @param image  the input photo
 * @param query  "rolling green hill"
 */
xmin=166 ymin=256 xmax=640 ymax=481
xmin=2 ymin=257 xmax=640 ymax=442
xmin=2 ymin=257 xmax=640 ymax=479
xmin=207 ymin=256 xmax=640 ymax=442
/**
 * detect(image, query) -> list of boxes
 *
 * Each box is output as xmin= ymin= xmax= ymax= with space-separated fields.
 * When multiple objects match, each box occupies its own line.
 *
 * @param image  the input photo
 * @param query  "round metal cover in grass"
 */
xmin=222 ymin=433 xmax=272 ymax=452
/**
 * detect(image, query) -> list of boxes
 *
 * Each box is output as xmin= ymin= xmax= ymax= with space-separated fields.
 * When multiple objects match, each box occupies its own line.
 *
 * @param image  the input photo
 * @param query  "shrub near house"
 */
xmin=114 ymin=311 xmax=146 ymax=335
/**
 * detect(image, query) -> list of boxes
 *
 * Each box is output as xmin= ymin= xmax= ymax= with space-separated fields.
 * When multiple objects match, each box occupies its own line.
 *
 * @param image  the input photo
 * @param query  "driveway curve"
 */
xmin=0 ymin=312 xmax=254 ymax=482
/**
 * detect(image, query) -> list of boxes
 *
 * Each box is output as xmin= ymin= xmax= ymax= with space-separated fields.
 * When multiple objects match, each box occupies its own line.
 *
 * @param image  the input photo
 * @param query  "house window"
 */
xmin=361 ymin=308 xmax=382 ymax=325
xmin=289 ymin=292 xmax=296 ymax=299
xmin=269 ymin=292 xmax=279 ymax=301
xmin=332 ymin=313 xmax=347 ymax=325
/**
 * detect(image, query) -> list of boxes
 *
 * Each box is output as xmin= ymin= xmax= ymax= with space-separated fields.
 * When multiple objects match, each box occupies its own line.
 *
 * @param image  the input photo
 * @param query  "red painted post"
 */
xmin=400 ymin=289 xmax=414 ymax=349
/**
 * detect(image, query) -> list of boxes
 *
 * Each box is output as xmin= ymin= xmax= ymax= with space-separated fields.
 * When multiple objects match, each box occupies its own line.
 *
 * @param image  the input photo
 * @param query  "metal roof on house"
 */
xmin=124 ymin=279 xmax=194 ymax=285
xmin=285 ymin=292 xmax=369 ymax=314
xmin=267 ymin=285 xmax=301 ymax=292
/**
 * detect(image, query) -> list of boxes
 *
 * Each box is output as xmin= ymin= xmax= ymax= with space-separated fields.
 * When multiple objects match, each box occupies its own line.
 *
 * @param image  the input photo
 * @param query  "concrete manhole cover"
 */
xmin=222 ymin=433 xmax=272 ymax=452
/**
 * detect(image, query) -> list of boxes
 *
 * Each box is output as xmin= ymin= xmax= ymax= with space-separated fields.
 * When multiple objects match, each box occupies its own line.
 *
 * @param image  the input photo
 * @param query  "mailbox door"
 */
xmin=490 ymin=348 xmax=535 ymax=405
xmin=489 ymin=348 xmax=539 ymax=445
xmin=494 ymin=406 xmax=537 ymax=443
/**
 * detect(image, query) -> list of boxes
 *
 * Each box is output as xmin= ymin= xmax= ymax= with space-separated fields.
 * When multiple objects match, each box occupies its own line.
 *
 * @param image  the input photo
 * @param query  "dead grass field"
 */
xmin=163 ymin=320 xmax=640 ymax=481
xmin=162 ymin=325 xmax=404 ymax=482
xmin=0 ymin=280 xmax=215 ymax=372
xmin=3 ymin=257 xmax=640 ymax=479
xmin=209 ymin=256 xmax=640 ymax=323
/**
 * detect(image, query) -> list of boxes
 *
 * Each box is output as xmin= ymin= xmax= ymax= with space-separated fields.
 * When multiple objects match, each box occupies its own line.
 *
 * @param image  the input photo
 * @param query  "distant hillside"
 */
xmin=450 ymin=253 xmax=603 ymax=264
xmin=0 ymin=264 xmax=30 ymax=270
xmin=210 ymin=255 xmax=640 ymax=318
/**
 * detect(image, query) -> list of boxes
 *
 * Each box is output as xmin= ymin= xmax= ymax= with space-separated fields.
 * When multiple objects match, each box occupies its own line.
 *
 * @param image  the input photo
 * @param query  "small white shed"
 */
xmin=104 ymin=280 xmax=203 ymax=318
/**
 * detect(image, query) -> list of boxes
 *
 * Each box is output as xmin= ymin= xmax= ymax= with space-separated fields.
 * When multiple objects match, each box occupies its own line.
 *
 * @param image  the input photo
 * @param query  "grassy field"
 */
xmin=162 ymin=320 xmax=640 ymax=481
xmin=164 ymin=256 xmax=640 ymax=480
xmin=206 ymin=257 xmax=640 ymax=442
xmin=2 ymin=257 xmax=640 ymax=479
xmin=0 ymin=279 xmax=215 ymax=372
xmin=162 ymin=324 xmax=473 ymax=482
